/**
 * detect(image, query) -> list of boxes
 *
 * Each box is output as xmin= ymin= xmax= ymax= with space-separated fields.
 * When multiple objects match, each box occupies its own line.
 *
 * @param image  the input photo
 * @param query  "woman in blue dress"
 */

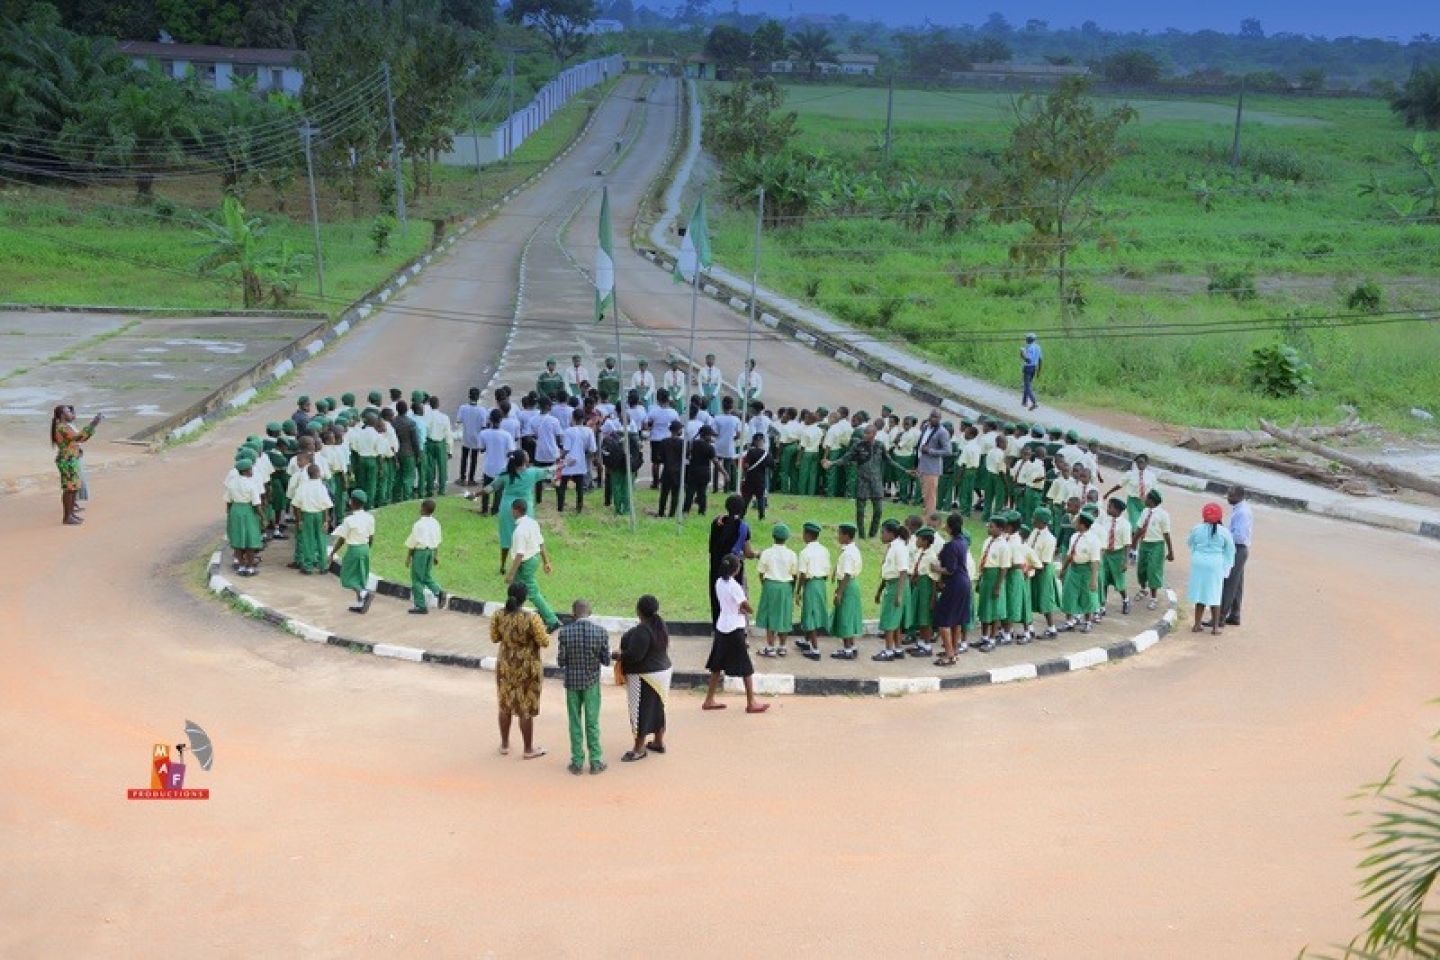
xmin=932 ymin=512 xmax=973 ymax=665
xmin=1186 ymin=502 xmax=1236 ymax=635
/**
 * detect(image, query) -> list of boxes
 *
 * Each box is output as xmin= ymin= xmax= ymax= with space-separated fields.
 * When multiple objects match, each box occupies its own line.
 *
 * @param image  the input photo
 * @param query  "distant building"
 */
xmin=966 ymin=61 xmax=1090 ymax=80
xmin=625 ymin=54 xmax=678 ymax=76
xmin=768 ymin=59 xmax=844 ymax=75
xmin=585 ymin=19 xmax=624 ymax=34
xmin=118 ymin=40 xmax=303 ymax=95
xmin=836 ymin=53 xmax=879 ymax=76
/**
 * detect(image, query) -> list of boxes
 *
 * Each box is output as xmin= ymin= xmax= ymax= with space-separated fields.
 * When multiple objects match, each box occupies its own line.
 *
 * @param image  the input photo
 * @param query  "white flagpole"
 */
xmin=604 ymin=192 xmax=638 ymax=533
xmin=677 ymin=214 xmax=703 ymax=532
xmin=742 ymin=186 xmax=764 ymax=411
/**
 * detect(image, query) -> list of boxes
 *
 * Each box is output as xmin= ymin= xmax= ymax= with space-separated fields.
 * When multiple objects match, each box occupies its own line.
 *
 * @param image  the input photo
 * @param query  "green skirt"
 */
xmin=1126 ymin=496 xmax=1145 ymax=528
xmin=339 ymin=543 xmax=371 ymax=591
xmin=905 ymin=575 xmax=935 ymax=630
xmin=976 ymin=567 xmax=1008 ymax=624
xmin=1006 ymin=566 xmax=1031 ymax=625
xmin=799 ymin=578 xmax=830 ymax=632
xmin=878 ymin=577 xmax=909 ymax=631
xmin=1100 ymin=548 xmax=1128 ymax=594
xmin=1061 ymin=561 xmax=1100 ymax=615
xmin=1137 ymin=540 xmax=1166 ymax=591
xmin=830 ymin=579 xmax=863 ymax=639
xmin=296 ymin=510 xmax=328 ymax=572
xmin=754 ymin=579 xmax=795 ymax=633
xmin=1030 ymin=562 xmax=1061 ymax=614
xmin=227 ymin=501 xmax=262 ymax=551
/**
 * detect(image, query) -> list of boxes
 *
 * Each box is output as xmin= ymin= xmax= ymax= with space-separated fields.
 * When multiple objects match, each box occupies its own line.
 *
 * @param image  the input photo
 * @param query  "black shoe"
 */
xmin=359 ymin=591 xmax=373 ymax=614
xmin=436 ymin=591 xmax=448 ymax=609
xmin=407 ymin=608 xmax=428 ymax=615
xmin=802 ymin=650 xmax=821 ymax=661
xmin=1224 ymin=618 xmax=1241 ymax=626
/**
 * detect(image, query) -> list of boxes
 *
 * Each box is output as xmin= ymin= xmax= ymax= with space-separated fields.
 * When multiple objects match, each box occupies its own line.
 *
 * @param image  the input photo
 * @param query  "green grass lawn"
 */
xmin=0 ymin=80 xmax=614 ymax=316
xmin=368 ymin=489 xmax=945 ymax=621
xmin=707 ymin=82 xmax=1440 ymax=433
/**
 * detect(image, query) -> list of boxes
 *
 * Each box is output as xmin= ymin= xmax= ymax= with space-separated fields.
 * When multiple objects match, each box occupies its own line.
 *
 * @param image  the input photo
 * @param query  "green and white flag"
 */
xmin=672 ymin=193 xmax=712 ymax=284
xmin=594 ymin=186 xmax=615 ymax=323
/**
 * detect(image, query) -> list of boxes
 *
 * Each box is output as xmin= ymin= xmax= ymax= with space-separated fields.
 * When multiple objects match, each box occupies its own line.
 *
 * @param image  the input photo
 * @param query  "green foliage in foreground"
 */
xmin=367 ymin=491 xmax=945 ymax=620
xmin=708 ymin=84 xmax=1440 ymax=431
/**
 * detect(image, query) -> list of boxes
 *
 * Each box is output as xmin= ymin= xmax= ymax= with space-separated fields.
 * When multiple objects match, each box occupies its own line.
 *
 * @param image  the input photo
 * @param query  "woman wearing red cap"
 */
xmin=1186 ymin=502 xmax=1236 ymax=635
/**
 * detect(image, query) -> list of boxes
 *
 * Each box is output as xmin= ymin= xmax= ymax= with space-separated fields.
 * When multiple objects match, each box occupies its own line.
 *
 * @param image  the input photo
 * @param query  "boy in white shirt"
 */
xmin=405 ymin=498 xmax=447 ymax=614
xmin=1105 ymin=453 xmax=1159 ymax=528
xmin=1131 ymin=489 xmax=1174 ymax=610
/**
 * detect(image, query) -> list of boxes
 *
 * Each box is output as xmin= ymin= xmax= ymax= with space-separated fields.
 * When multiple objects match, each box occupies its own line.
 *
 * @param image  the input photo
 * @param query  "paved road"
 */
xmin=4 ymin=75 xmax=1440 ymax=958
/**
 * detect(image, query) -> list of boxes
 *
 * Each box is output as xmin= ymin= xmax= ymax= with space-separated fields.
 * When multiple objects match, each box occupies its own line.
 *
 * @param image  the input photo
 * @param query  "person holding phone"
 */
xmin=50 ymin=405 xmax=102 ymax=525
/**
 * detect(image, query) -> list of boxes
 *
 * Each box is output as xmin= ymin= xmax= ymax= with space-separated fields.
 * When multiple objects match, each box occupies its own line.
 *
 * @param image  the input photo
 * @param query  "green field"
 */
xmin=709 ymin=84 xmax=1440 ymax=432
xmin=367 ymin=490 xmax=940 ymax=621
xmin=0 ymin=82 xmax=611 ymax=315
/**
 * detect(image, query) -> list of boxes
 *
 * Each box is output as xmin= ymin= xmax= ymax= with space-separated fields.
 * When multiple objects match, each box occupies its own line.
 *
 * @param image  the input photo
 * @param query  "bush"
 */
xmin=1248 ymin=342 xmax=1313 ymax=397
xmin=1346 ymin=279 xmax=1384 ymax=312
xmin=370 ymin=214 xmax=397 ymax=255
xmin=1207 ymin=266 xmax=1257 ymax=301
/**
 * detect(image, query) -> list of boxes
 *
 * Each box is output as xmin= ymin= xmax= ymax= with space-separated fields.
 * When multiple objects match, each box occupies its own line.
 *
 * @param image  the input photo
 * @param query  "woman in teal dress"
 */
xmin=483 ymin=450 xmax=553 ymax=574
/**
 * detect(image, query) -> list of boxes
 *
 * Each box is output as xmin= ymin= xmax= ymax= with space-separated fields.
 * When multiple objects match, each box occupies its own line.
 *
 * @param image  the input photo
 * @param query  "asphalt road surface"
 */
xmin=3 ymin=75 xmax=1439 ymax=958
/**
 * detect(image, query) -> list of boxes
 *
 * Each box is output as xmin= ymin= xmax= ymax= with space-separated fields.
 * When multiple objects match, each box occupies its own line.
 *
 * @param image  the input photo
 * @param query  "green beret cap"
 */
xmin=961 ymin=417 xmax=975 ymax=427
xmin=802 ymin=521 xmax=822 ymax=535
xmin=881 ymin=518 xmax=901 ymax=533
xmin=268 ymin=451 xmax=287 ymax=468
xmin=1146 ymin=489 xmax=1164 ymax=505
xmin=282 ymin=420 xmax=298 ymax=435
xmin=262 ymin=438 xmax=277 ymax=451
xmin=1004 ymin=510 xmax=1022 ymax=523
xmin=916 ymin=526 xmax=936 ymax=539
xmin=1065 ymin=429 xmax=1080 ymax=442
xmin=1088 ymin=437 xmax=1100 ymax=446
xmin=988 ymin=513 xmax=1008 ymax=524
xmin=545 ymin=356 xmax=557 ymax=364
xmin=349 ymin=489 xmax=368 ymax=505
xmin=265 ymin=422 xmax=282 ymax=433
xmin=1002 ymin=422 xmax=1016 ymax=431
xmin=771 ymin=523 xmax=791 ymax=541
xmin=1079 ymin=504 xmax=1100 ymax=519
xmin=838 ymin=522 xmax=857 ymax=535
xmin=606 ymin=355 xmax=616 ymax=363
xmin=815 ymin=406 xmax=829 ymax=417
xmin=341 ymin=392 xmax=355 ymax=406
xmin=368 ymin=391 xmax=383 ymax=404
xmin=234 ymin=455 xmax=254 ymax=469
xmin=1032 ymin=507 xmax=1053 ymax=524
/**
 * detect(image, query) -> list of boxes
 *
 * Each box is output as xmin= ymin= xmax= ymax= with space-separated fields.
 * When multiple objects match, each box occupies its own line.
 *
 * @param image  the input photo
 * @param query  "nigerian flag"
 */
xmin=594 ymin=186 xmax=615 ymax=323
xmin=673 ymin=193 xmax=712 ymax=284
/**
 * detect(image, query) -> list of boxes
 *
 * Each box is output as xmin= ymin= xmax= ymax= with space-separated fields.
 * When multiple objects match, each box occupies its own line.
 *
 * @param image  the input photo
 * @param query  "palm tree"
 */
xmin=787 ymin=27 xmax=836 ymax=76
xmin=1391 ymin=66 xmax=1440 ymax=130
xmin=196 ymin=195 xmax=267 ymax=307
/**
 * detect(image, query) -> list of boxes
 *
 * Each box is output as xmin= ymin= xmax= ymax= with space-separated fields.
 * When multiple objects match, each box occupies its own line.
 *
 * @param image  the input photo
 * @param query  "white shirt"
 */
xmin=698 ymin=364 xmax=723 ymax=393
xmin=661 ymin=368 xmax=687 ymax=397
xmin=712 ymin=414 xmax=742 ymax=458
xmin=510 ymin=515 xmax=544 ymax=561
xmin=456 ymin=402 xmax=488 ymax=448
xmin=332 ymin=510 xmax=375 ymax=545
xmin=822 ymin=420 xmax=853 ymax=451
xmin=745 ymin=413 xmax=772 ymax=450
xmin=1096 ymin=513 xmax=1132 ymax=552
xmin=1067 ymin=528 xmax=1101 ymax=564
xmin=736 ymin=368 xmax=762 ymax=398
xmin=630 ymin=370 xmax=656 ymax=396
xmin=405 ymin=515 xmax=443 ymax=550
xmin=478 ymin=428 xmax=515 ymax=476
xmin=224 ymin=474 xmax=262 ymax=505
xmin=835 ymin=542 xmax=863 ymax=579
xmin=757 ymin=544 xmax=798 ymax=582
xmin=1123 ymin=466 xmax=1160 ymax=501
xmin=1136 ymin=506 xmax=1171 ymax=543
xmin=893 ymin=426 xmax=921 ymax=457
xmin=797 ymin=541 xmax=831 ymax=579
xmin=563 ymin=364 xmax=590 ymax=393
xmin=714 ymin=576 xmax=748 ymax=633
xmin=424 ymin=408 xmax=453 ymax=447
xmin=979 ymin=535 xmax=1011 ymax=571
xmin=1027 ymin=527 xmax=1057 ymax=565
xmin=291 ymin=477 xmax=333 ymax=513
xmin=881 ymin=538 xmax=912 ymax=580
xmin=560 ymin=425 xmax=595 ymax=476
xmin=349 ymin=425 xmax=381 ymax=457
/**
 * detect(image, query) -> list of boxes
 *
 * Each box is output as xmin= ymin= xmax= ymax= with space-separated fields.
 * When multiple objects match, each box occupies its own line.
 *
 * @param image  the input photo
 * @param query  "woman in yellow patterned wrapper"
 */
xmin=51 ymin=405 xmax=101 ymax=526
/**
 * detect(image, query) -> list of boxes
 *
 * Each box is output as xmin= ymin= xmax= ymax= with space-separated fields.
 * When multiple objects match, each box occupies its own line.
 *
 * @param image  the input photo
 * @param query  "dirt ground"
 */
xmin=3 ymin=76 xmax=1439 ymax=959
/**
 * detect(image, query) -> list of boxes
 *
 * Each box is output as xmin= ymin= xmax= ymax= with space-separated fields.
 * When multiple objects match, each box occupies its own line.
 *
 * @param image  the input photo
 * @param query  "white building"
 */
xmin=836 ymin=53 xmax=880 ymax=76
xmin=585 ymin=19 xmax=625 ymax=34
xmin=118 ymin=41 xmax=304 ymax=95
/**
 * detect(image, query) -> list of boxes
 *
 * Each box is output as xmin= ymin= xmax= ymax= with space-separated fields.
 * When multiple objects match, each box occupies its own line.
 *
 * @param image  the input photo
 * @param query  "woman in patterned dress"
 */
xmin=51 ymin=405 xmax=102 ymax=526
xmin=490 ymin=582 xmax=549 ymax=759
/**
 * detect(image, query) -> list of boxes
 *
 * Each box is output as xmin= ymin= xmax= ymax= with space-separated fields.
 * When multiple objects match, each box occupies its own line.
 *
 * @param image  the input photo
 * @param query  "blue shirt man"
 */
xmin=1220 ymin=486 xmax=1253 ymax=626
xmin=1021 ymin=333 xmax=1044 ymax=410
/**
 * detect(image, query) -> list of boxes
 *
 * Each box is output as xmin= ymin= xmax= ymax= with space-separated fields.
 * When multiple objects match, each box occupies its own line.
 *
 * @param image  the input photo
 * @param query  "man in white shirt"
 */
xmin=476 ymin=410 xmax=516 ymax=515
xmin=661 ymin=356 xmax=688 ymax=413
xmin=557 ymin=409 xmax=596 ymax=513
xmin=507 ymin=500 xmax=558 ymax=631
xmin=710 ymin=395 xmax=743 ymax=493
xmin=630 ymin=358 xmax=656 ymax=408
xmin=563 ymin=353 xmax=590 ymax=401
xmin=531 ymin=399 xmax=564 ymax=472
xmin=422 ymin=393 xmax=453 ymax=498
xmin=736 ymin=359 xmax=762 ymax=408
xmin=645 ymin=398 xmax=680 ymax=488
xmin=455 ymin=387 xmax=488 ymax=487
xmin=698 ymin=353 xmax=723 ymax=416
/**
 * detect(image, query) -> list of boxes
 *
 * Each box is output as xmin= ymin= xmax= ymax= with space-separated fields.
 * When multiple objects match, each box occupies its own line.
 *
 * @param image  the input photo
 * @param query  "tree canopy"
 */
xmin=1391 ymin=66 xmax=1440 ymax=130
xmin=505 ymin=0 xmax=595 ymax=62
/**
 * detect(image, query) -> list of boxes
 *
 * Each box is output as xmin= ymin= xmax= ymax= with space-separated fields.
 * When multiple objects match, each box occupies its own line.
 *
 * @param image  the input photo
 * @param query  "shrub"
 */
xmin=1248 ymin=342 xmax=1313 ymax=397
xmin=1208 ymin=266 xmax=1257 ymax=301
xmin=1346 ymin=279 xmax=1384 ymax=312
xmin=370 ymin=214 xmax=397 ymax=255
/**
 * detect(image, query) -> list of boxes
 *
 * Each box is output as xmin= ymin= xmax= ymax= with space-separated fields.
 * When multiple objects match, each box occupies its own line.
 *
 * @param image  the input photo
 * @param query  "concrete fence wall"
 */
xmin=438 ymin=54 xmax=623 ymax=168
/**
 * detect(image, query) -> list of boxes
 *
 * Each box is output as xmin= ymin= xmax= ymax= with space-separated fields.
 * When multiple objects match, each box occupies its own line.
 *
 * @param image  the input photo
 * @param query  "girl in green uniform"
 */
xmin=829 ymin=523 xmax=864 ymax=660
xmin=754 ymin=524 xmax=798 ymax=657
xmin=1132 ymin=489 xmax=1174 ymax=611
xmin=226 ymin=456 xmax=264 ymax=576
xmin=1059 ymin=509 xmax=1101 ymax=634
xmin=872 ymin=519 xmax=912 ymax=662
xmin=794 ymin=521 xmax=832 ymax=661
xmin=1003 ymin=511 xmax=1033 ymax=644
xmin=904 ymin=527 xmax=940 ymax=657
xmin=1027 ymin=507 xmax=1062 ymax=640
xmin=975 ymin=515 xmax=1010 ymax=652
xmin=329 ymin=490 xmax=375 ymax=614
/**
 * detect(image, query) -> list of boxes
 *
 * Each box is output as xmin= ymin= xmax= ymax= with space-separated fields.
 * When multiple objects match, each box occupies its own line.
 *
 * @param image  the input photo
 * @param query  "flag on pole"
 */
xmin=673 ymin=194 xmax=712 ymax=284
xmin=594 ymin=186 xmax=615 ymax=323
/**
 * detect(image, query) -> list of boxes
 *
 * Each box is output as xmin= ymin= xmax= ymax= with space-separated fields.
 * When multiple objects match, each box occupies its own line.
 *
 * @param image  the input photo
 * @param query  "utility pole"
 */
xmin=382 ymin=61 xmax=406 ymax=225
xmin=742 ymin=187 xmax=763 ymax=409
xmin=299 ymin=122 xmax=325 ymax=298
xmin=1230 ymin=76 xmax=1246 ymax=173
xmin=883 ymin=72 xmax=895 ymax=164
xmin=505 ymin=53 xmax=516 ymax=164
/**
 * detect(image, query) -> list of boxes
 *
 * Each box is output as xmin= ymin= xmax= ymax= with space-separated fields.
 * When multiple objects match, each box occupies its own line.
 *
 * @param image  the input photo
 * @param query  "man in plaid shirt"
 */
xmin=557 ymin=599 xmax=610 ymax=775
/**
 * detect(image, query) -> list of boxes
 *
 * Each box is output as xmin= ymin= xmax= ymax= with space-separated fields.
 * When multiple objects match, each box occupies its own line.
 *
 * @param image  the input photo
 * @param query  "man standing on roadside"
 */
xmin=915 ymin=409 xmax=951 ymax=517
xmin=1218 ymin=485 xmax=1252 ymax=627
xmin=557 ymin=599 xmax=609 ymax=776
xmin=1021 ymin=333 xmax=1043 ymax=411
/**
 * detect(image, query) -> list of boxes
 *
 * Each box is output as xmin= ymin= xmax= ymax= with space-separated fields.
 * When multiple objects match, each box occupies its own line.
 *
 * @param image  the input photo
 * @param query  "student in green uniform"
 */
xmin=936 ymin=420 xmax=959 ymax=510
xmin=795 ymin=410 xmax=824 ymax=497
xmin=754 ymin=523 xmax=798 ymax=658
xmin=1059 ymin=508 xmax=1101 ymax=633
xmin=597 ymin=356 xmax=621 ymax=405
xmin=793 ymin=521 xmax=832 ymax=661
xmin=904 ymin=526 xmax=940 ymax=658
xmin=1131 ymin=489 xmax=1174 ymax=611
xmin=775 ymin=408 xmax=799 ymax=495
xmin=982 ymin=434 xmax=1009 ymax=518
xmin=1003 ymin=511 xmax=1033 ymax=644
xmin=975 ymin=515 xmax=1011 ymax=651
xmin=226 ymin=456 xmax=264 ymax=576
xmin=265 ymin=449 xmax=290 ymax=540
xmin=1027 ymin=507 xmax=1062 ymax=639
xmin=405 ymin=498 xmax=447 ymax=615
xmin=536 ymin=357 xmax=566 ymax=403
xmin=291 ymin=462 xmax=332 ymax=574
xmin=482 ymin=450 xmax=553 ymax=575
xmin=329 ymin=490 xmax=375 ymax=614
xmin=506 ymin=499 xmax=559 ymax=631
xmin=1097 ymin=496 xmax=1133 ymax=616
xmin=873 ymin=519 xmax=912 ymax=662
xmin=829 ymin=522 xmax=864 ymax=660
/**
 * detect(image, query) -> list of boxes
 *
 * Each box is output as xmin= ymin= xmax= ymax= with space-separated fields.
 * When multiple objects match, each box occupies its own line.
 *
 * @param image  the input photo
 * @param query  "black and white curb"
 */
xmin=150 ymin=80 xmax=620 ymax=447
xmin=207 ymin=548 xmax=1178 ymax=697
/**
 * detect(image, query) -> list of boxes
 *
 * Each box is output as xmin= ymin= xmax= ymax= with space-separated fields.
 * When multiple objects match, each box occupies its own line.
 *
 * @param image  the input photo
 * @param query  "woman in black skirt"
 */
xmin=707 ymin=494 xmax=756 ymax=624
xmin=701 ymin=554 xmax=770 ymax=714
xmin=933 ymin=512 xmax=973 ymax=665
xmin=616 ymin=594 xmax=672 ymax=761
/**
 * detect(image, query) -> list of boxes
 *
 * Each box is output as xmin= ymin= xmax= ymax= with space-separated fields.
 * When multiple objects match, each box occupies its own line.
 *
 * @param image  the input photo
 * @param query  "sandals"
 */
xmin=646 ymin=742 xmax=666 ymax=754
xmin=933 ymin=657 xmax=957 ymax=667
xmin=621 ymin=750 xmax=647 ymax=762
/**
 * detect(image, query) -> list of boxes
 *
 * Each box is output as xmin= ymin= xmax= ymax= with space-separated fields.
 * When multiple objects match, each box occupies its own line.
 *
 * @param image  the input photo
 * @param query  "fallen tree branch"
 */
xmin=1258 ymin=419 xmax=1440 ymax=497
xmin=1178 ymin=416 xmax=1365 ymax=454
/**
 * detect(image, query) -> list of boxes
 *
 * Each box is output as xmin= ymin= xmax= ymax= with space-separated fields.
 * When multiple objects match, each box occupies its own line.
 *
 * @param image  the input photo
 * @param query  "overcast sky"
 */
xmin=750 ymin=1 xmax=1426 ymax=40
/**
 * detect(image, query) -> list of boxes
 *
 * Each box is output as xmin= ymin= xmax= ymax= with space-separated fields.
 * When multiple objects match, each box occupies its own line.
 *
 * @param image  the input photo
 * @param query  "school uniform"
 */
xmin=563 ymin=363 xmax=590 ymax=400
xmin=754 ymin=543 xmax=798 ymax=634
xmin=225 ymin=473 xmax=264 ymax=552
xmin=531 ymin=413 xmax=563 ymax=469
xmin=291 ymin=477 xmax=333 ymax=572
xmin=510 ymin=515 xmax=558 ymax=629
xmin=892 ymin=426 xmax=921 ymax=503
xmin=1027 ymin=526 xmax=1061 ymax=614
xmin=332 ymin=509 xmax=375 ymax=596
xmin=349 ymin=425 xmax=381 ymax=507
xmin=975 ymin=534 xmax=1011 ymax=625
xmin=536 ymin=368 xmax=566 ymax=402
xmin=557 ymin=424 xmax=596 ymax=512
xmin=631 ymin=369 xmax=657 ymax=408
xmin=1060 ymin=528 xmax=1102 ymax=616
xmin=736 ymin=368 xmax=763 ymax=407
xmin=821 ymin=419 xmax=853 ymax=497
xmin=1095 ymin=513 xmax=1132 ymax=600
xmin=392 ymin=414 xmax=420 ymax=501
xmin=1005 ymin=531 xmax=1033 ymax=628
xmin=829 ymin=542 xmax=865 ymax=640
xmin=698 ymin=363 xmax=723 ymax=416
xmin=1015 ymin=459 xmax=1047 ymax=519
xmin=405 ymin=410 xmax=428 ymax=500
xmin=1122 ymin=466 xmax=1160 ymax=526
xmin=878 ymin=537 xmax=912 ymax=632
xmin=711 ymin=413 xmax=743 ymax=492
xmin=376 ymin=426 xmax=399 ymax=508
xmin=423 ymin=405 xmax=453 ymax=497
xmin=455 ymin=400 xmax=488 ymax=485
xmin=1134 ymin=505 xmax=1171 ymax=592
xmin=796 ymin=422 xmax=824 ymax=496
xmin=405 ymin=515 xmax=444 ymax=611
xmin=796 ymin=540 xmax=832 ymax=632
xmin=596 ymin=364 xmax=621 ymax=404
xmin=982 ymin=446 xmax=1009 ymax=517
xmin=905 ymin=538 xmax=943 ymax=632
xmin=774 ymin=419 xmax=800 ymax=494
xmin=956 ymin=437 xmax=982 ymax=513
xmin=660 ymin=368 xmax=686 ymax=412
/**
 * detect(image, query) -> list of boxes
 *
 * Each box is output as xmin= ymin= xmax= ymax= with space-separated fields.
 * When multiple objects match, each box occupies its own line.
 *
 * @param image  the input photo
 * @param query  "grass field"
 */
xmin=0 ymin=80 xmax=613 ymax=316
xmin=708 ymin=84 xmax=1440 ymax=432
xmin=367 ymin=490 xmax=941 ymax=621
